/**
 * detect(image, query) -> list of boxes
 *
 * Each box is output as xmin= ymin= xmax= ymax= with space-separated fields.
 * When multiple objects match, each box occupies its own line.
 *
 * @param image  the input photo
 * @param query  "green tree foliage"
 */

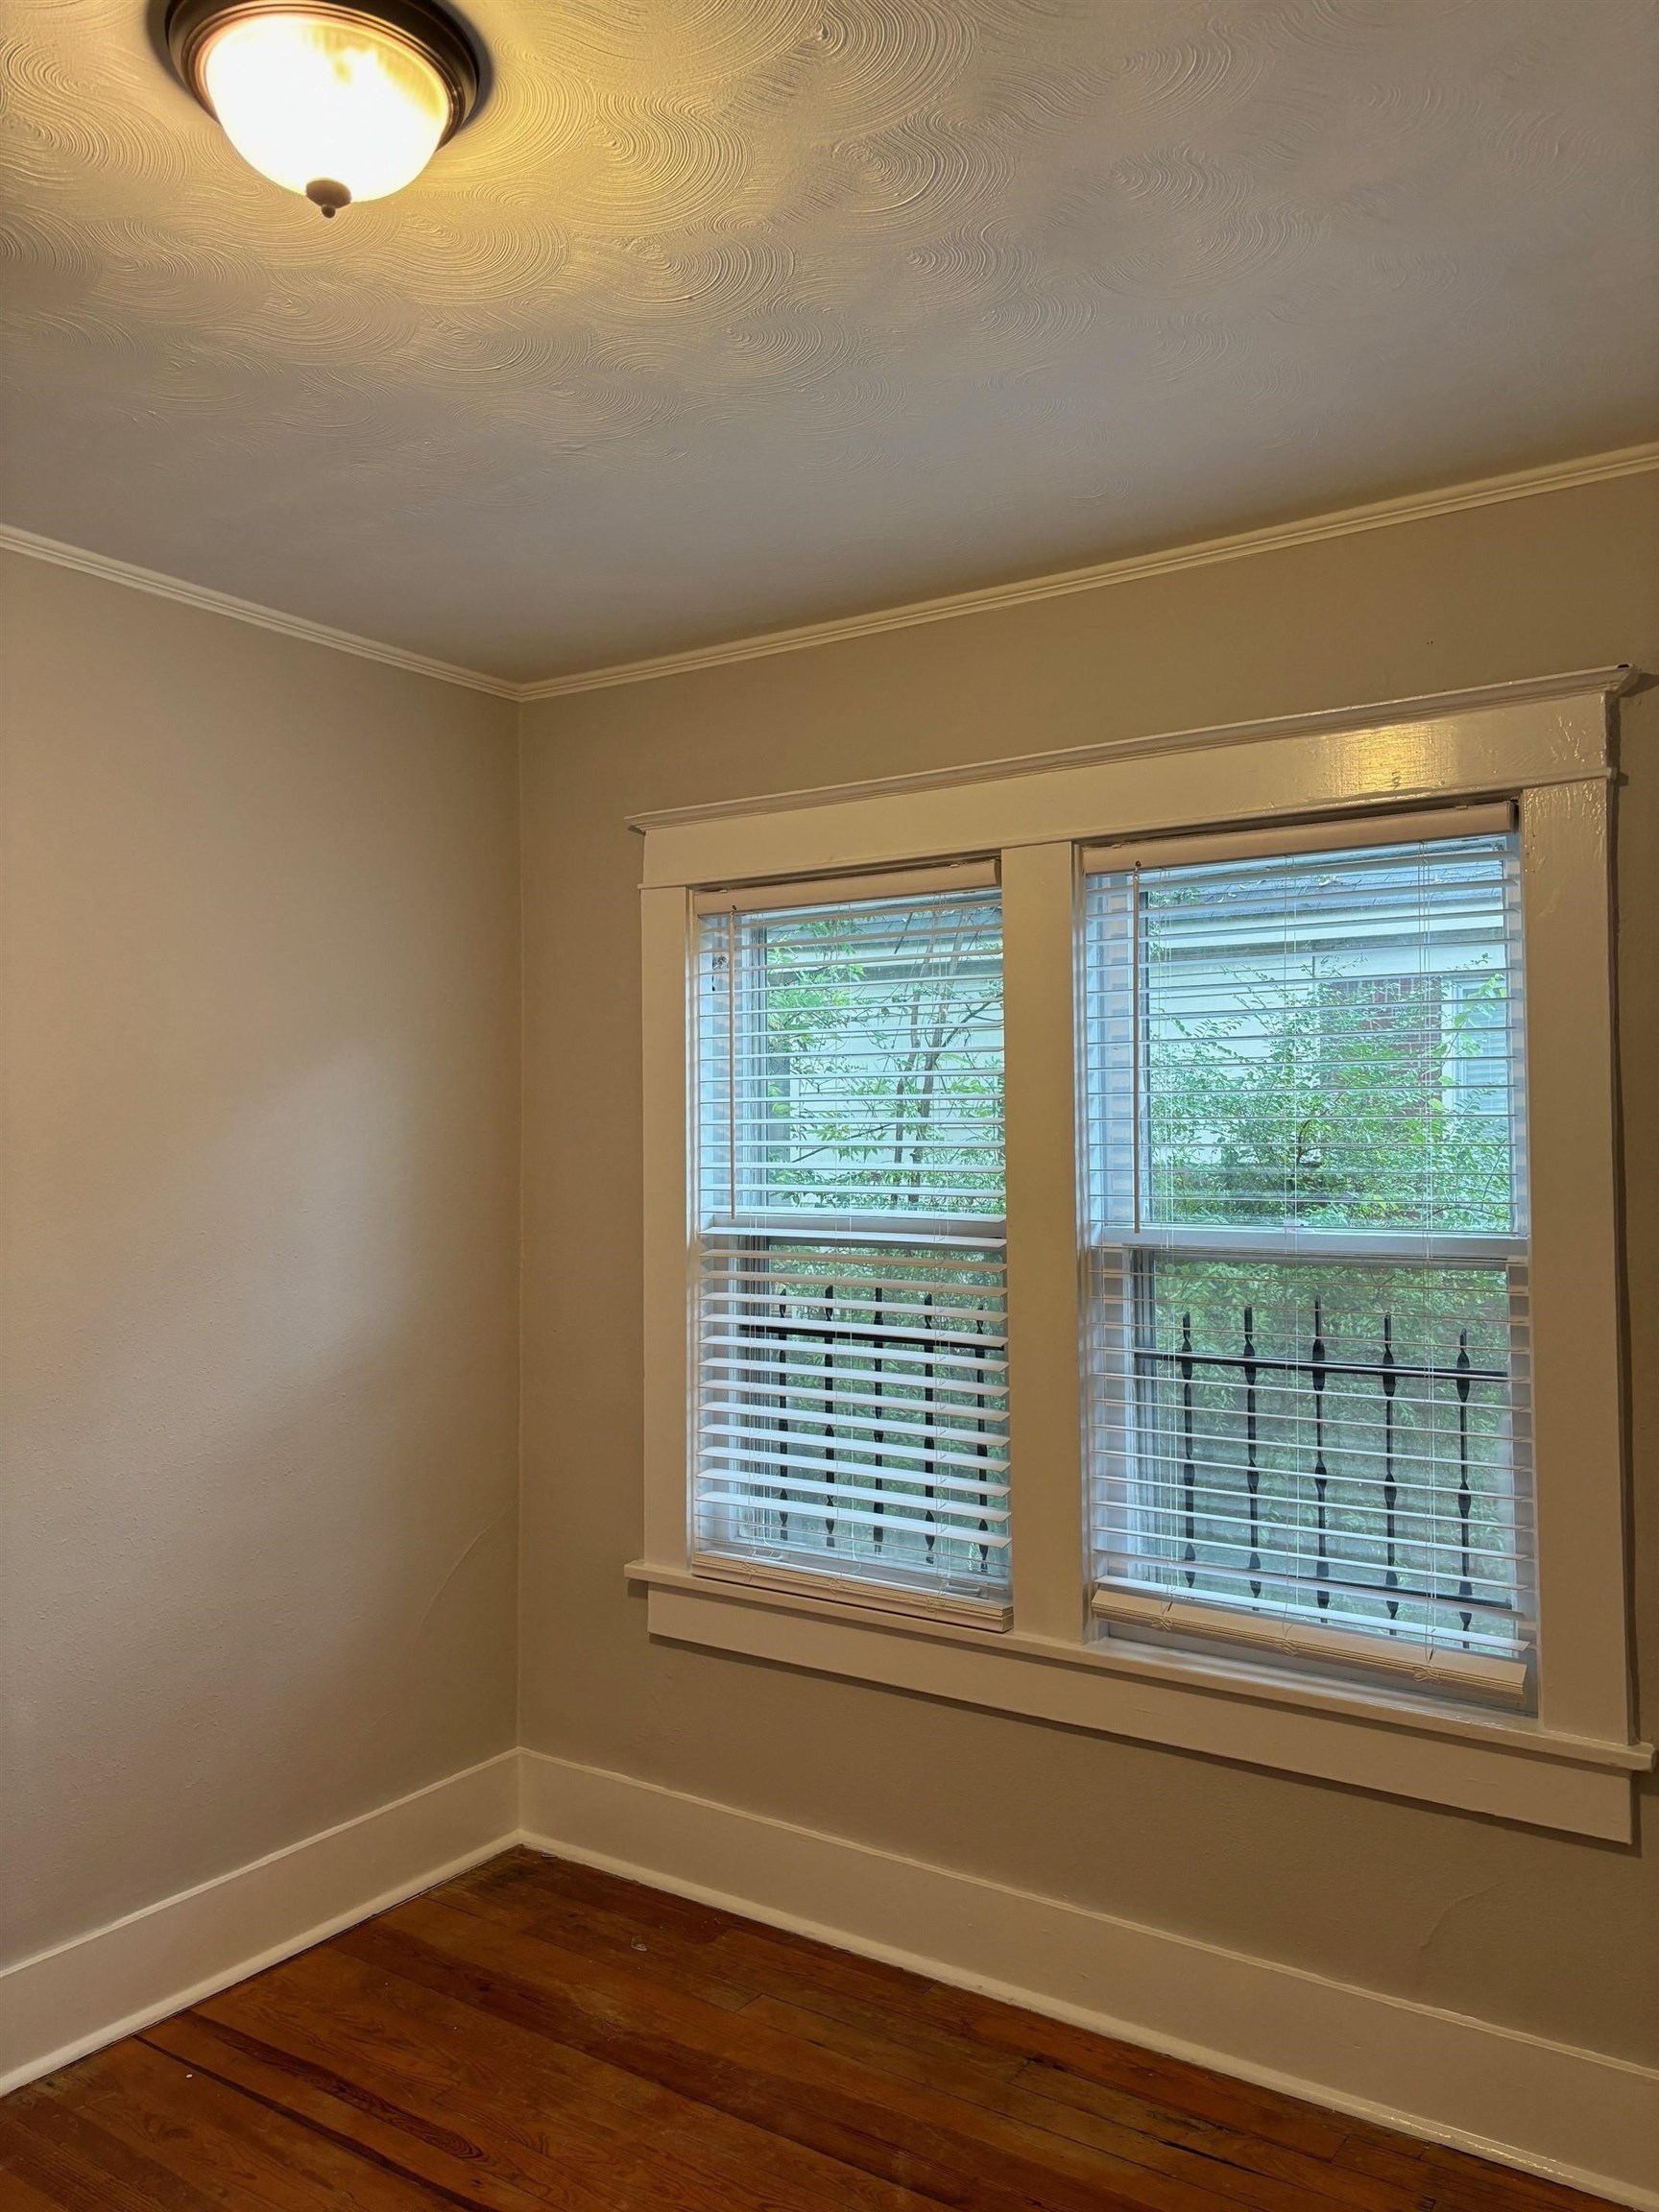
xmin=1145 ymin=966 xmax=1513 ymax=1234
xmin=753 ymin=909 xmax=1004 ymax=1215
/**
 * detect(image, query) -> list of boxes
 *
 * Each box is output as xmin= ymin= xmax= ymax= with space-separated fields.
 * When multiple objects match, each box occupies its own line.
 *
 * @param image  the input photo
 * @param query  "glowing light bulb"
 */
xmin=199 ymin=11 xmax=452 ymax=214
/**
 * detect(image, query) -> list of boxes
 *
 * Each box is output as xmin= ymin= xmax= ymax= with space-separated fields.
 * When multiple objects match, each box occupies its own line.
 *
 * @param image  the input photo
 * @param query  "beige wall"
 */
xmin=519 ymin=470 xmax=1659 ymax=2069
xmin=0 ymin=554 xmax=521 ymax=1967
xmin=4 ymin=468 xmax=1652 ymax=2068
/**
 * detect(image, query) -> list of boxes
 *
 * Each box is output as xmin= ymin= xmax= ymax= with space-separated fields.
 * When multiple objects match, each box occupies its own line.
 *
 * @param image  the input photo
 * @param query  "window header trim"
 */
xmin=637 ymin=673 xmax=1620 ymax=894
xmin=629 ymin=667 xmax=1630 ymax=835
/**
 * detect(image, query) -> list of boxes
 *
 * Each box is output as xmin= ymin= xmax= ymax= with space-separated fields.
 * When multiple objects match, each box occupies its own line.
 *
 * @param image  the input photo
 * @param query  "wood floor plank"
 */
xmin=192 ymin=1940 xmax=942 ymax=2212
xmin=506 ymin=1855 xmax=742 ymax=1946
xmin=145 ymin=2008 xmax=606 ymax=2212
xmin=1 ymin=1849 xmax=1608 ymax=2212
xmin=500 ymin=1871 xmax=1417 ymax=2212
xmin=701 ymin=1916 xmax=1357 ymax=2167
xmin=0 ymin=2166 xmax=70 ymax=2212
xmin=349 ymin=1892 xmax=1341 ymax=2212
xmin=0 ymin=2090 xmax=223 ymax=2212
xmin=36 ymin=2037 xmax=450 ymax=2212
xmin=437 ymin=1854 xmax=1585 ymax=2212
xmin=436 ymin=1882 xmax=1363 ymax=2212
xmin=209 ymin=1936 xmax=1040 ymax=2212
xmin=442 ymin=1858 xmax=760 ymax=2017
xmin=449 ymin=1854 xmax=736 ymax=1950
xmin=1333 ymin=2130 xmax=1618 ymax=2212
xmin=1007 ymin=2062 xmax=1431 ymax=2212
xmin=740 ymin=1992 xmax=1429 ymax=2212
xmin=738 ymin=1987 xmax=1029 ymax=2105
xmin=955 ymin=2007 xmax=1356 ymax=2166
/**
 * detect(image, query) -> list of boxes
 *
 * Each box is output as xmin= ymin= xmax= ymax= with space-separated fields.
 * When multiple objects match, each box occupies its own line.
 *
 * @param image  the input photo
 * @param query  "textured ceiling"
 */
xmin=2 ymin=0 xmax=1656 ymax=682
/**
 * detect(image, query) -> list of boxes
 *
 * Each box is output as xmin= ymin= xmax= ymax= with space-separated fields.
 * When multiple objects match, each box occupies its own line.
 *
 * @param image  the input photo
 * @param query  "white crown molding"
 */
xmin=0 ymin=521 xmax=518 ymax=700
xmin=522 ymin=442 xmax=1659 ymax=702
xmin=7 ymin=445 xmax=1657 ymax=706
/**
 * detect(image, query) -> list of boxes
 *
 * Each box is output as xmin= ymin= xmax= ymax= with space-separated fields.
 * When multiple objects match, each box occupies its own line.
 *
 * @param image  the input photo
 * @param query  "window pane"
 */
xmin=1121 ymin=834 xmax=1522 ymax=1236
xmin=696 ymin=1240 xmax=1008 ymax=1592
xmin=698 ymin=889 xmax=1004 ymax=1224
xmin=694 ymin=886 xmax=1008 ymax=1605
xmin=1082 ymin=830 xmax=1534 ymax=1696
xmin=1089 ymin=1255 xmax=1530 ymax=1658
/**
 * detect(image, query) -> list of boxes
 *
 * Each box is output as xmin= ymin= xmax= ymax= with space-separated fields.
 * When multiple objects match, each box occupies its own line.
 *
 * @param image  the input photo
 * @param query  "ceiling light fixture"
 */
xmin=164 ymin=0 xmax=481 ymax=217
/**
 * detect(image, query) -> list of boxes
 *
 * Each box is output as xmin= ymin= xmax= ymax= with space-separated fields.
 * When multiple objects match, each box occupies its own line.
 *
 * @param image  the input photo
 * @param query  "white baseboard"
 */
xmin=7 ymin=1743 xmax=1650 ymax=2207
xmin=0 ymin=1749 xmax=519 ymax=2096
xmin=519 ymin=1748 xmax=1658 ymax=2209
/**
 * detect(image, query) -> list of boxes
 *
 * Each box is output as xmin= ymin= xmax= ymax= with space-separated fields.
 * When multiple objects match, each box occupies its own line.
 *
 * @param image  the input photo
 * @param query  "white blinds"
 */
xmin=692 ymin=882 xmax=1009 ymax=1614
xmin=1081 ymin=830 xmax=1534 ymax=1698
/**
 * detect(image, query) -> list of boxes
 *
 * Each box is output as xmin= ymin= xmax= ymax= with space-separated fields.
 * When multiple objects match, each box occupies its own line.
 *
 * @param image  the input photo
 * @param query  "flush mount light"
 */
xmin=165 ymin=0 xmax=481 ymax=217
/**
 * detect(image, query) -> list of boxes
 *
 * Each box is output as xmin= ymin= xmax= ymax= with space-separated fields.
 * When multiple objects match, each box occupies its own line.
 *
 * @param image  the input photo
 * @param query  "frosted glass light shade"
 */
xmin=201 ymin=12 xmax=450 ymax=205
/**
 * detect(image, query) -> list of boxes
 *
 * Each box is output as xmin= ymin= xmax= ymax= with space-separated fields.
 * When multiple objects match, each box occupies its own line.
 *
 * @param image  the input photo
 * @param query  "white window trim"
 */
xmin=632 ymin=666 xmax=1650 ymax=1840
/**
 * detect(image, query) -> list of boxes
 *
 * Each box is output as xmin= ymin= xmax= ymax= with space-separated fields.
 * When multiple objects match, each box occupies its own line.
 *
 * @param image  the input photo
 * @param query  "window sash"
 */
xmin=1084 ymin=1245 xmax=1535 ymax=1689
xmin=1079 ymin=829 xmax=1535 ymax=1700
xmin=692 ymin=1233 xmax=1011 ymax=1604
xmin=689 ymin=878 xmax=1010 ymax=1612
xmin=1083 ymin=832 xmax=1528 ymax=1242
xmin=695 ymin=886 xmax=1005 ymax=1227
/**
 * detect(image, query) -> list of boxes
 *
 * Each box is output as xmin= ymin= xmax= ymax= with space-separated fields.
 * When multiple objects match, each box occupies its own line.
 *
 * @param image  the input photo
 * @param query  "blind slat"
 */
xmin=700 ymin=1493 xmax=1011 ymax=1544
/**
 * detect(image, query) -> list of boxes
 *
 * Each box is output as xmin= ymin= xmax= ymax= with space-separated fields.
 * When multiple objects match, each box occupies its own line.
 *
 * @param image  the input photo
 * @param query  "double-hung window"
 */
xmin=635 ymin=669 xmax=1645 ymax=1839
xmin=690 ymin=873 xmax=1011 ymax=1624
xmin=1081 ymin=813 xmax=1532 ymax=1701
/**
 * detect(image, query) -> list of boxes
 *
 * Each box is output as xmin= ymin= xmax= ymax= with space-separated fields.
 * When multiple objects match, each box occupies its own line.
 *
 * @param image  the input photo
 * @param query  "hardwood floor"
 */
xmin=0 ymin=1849 xmax=1612 ymax=2212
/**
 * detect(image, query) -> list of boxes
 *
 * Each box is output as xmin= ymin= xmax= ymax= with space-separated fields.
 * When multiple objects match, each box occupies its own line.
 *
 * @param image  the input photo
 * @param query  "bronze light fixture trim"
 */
xmin=165 ymin=0 xmax=482 ymax=216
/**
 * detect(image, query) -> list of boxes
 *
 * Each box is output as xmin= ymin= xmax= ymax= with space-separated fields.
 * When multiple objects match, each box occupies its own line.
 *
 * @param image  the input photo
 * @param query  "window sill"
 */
xmin=625 ymin=1559 xmax=1650 ymax=1840
xmin=688 ymin=1551 xmax=1013 ymax=1631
